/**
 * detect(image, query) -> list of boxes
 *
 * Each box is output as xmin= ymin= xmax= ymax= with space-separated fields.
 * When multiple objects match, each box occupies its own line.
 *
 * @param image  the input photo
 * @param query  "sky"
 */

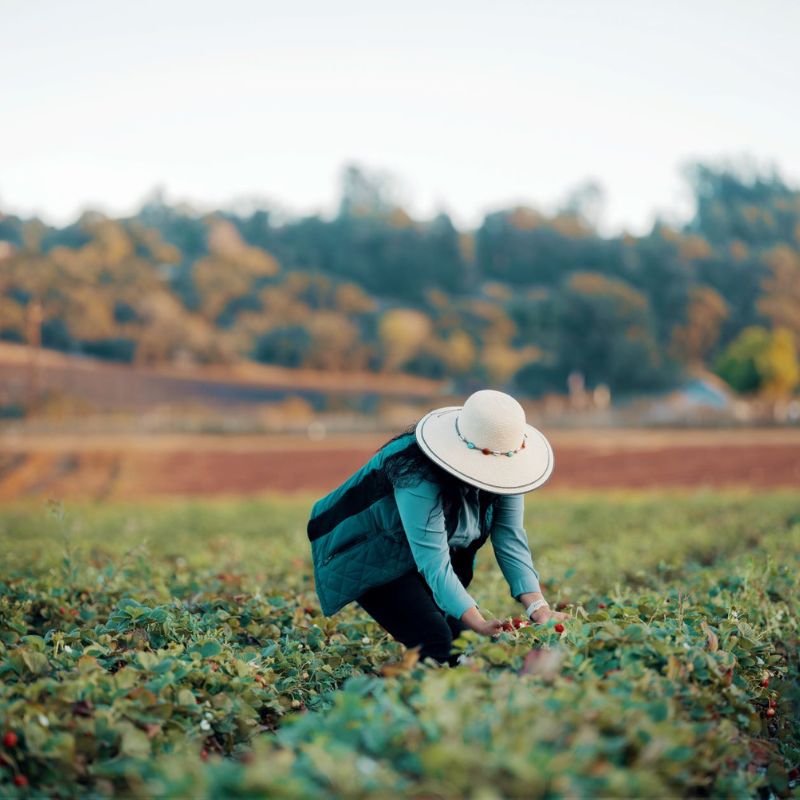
xmin=2 ymin=0 xmax=799 ymax=235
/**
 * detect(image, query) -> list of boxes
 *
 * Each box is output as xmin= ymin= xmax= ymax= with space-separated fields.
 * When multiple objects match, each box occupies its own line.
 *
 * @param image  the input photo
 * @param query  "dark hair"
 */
xmin=376 ymin=422 xmax=500 ymax=536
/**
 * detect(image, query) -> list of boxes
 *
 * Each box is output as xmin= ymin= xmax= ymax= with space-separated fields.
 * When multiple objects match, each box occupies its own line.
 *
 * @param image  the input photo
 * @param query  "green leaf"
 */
xmin=137 ymin=651 xmax=161 ymax=670
xmin=20 ymin=648 xmax=50 ymax=675
xmin=191 ymin=639 xmax=223 ymax=658
xmin=177 ymin=688 xmax=197 ymax=706
xmin=118 ymin=723 xmax=152 ymax=759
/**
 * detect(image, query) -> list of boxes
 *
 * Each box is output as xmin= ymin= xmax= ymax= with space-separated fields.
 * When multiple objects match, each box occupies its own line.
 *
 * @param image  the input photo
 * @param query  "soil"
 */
xmin=1 ymin=429 xmax=799 ymax=500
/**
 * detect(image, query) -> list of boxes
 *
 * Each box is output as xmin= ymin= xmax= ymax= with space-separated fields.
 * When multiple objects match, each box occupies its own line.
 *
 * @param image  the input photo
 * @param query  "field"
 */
xmin=2 ymin=428 xmax=800 ymax=500
xmin=1 ymin=491 xmax=799 ymax=798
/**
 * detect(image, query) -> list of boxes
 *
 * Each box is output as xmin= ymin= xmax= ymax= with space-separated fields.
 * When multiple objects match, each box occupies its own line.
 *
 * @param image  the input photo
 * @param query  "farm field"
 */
xmin=2 ymin=427 xmax=800 ymax=500
xmin=1 ymin=491 xmax=798 ymax=798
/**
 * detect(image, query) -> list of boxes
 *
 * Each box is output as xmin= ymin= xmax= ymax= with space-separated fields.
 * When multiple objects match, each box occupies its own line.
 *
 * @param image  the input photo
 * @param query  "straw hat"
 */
xmin=415 ymin=389 xmax=554 ymax=494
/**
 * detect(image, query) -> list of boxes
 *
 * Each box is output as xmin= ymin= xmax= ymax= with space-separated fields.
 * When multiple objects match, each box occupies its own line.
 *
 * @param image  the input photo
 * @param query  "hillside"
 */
xmin=0 ymin=341 xmax=448 ymax=428
xmin=1 ymin=163 xmax=799 ymax=401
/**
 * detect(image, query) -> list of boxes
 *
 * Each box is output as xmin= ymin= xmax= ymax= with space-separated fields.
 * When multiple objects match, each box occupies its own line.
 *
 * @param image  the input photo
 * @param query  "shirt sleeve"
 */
xmin=393 ymin=479 xmax=478 ymax=620
xmin=490 ymin=493 xmax=541 ymax=601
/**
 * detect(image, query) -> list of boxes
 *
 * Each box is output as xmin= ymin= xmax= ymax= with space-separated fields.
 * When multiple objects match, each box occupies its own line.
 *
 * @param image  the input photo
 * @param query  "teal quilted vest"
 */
xmin=307 ymin=433 xmax=496 ymax=616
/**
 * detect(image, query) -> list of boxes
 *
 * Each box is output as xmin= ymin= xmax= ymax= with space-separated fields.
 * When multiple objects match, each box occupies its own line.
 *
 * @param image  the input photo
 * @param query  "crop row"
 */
xmin=0 ymin=491 xmax=798 ymax=797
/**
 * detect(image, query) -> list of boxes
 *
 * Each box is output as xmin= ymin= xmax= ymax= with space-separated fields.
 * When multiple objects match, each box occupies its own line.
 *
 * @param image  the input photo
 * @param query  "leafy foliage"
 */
xmin=2 ymin=163 xmax=800 ymax=396
xmin=0 ymin=492 xmax=798 ymax=797
xmin=714 ymin=326 xmax=800 ymax=396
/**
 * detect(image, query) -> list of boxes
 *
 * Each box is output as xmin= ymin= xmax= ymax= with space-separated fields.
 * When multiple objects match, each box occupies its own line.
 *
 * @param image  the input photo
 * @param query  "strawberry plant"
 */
xmin=0 ymin=490 xmax=798 ymax=797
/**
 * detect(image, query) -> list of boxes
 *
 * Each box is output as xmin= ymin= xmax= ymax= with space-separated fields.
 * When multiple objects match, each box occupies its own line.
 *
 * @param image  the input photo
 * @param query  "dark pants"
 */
xmin=356 ymin=546 xmax=475 ymax=667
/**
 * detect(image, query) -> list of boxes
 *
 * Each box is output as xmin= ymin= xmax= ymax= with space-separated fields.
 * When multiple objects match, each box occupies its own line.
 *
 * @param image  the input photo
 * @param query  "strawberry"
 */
xmin=501 ymin=621 xmax=513 ymax=632
xmin=13 ymin=775 xmax=28 ymax=787
xmin=3 ymin=731 xmax=18 ymax=748
xmin=511 ymin=616 xmax=524 ymax=629
xmin=760 ymin=677 xmax=770 ymax=687
xmin=766 ymin=707 xmax=776 ymax=718
xmin=768 ymin=698 xmax=777 ymax=708
xmin=598 ymin=603 xmax=606 ymax=609
xmin=554 ymin=623 xmax=565 ymax=633
xmin=723 ymin=668 xmax=733 ymax=686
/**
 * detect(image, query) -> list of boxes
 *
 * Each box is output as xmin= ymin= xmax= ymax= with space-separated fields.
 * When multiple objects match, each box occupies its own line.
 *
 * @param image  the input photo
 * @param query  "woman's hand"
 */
xmin=530 ymin=606 xmax=570 ymax=624
xmin=461 ymin=605 xmax=504 ymax=637
xmin=474 ymin=618 xmax=505 ymax=637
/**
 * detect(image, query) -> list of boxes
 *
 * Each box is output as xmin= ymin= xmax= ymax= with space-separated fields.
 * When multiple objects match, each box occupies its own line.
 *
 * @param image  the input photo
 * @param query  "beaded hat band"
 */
xmin=455 ymin=416 xmax=527 ymax=457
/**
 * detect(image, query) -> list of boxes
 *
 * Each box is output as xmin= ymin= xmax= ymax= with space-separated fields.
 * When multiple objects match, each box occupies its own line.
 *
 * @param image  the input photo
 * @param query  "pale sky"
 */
xmin=2 ymin=0 xmax=799 ymax=234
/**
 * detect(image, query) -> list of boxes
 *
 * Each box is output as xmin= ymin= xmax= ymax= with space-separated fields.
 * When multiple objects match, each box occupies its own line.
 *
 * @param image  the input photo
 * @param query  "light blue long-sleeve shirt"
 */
xmin=393 ymin=479 xmax=541 ymax=619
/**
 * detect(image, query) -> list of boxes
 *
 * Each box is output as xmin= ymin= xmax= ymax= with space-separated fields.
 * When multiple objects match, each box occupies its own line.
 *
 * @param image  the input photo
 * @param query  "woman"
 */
xmin=306 ymin=389 xmax=568 ymax=666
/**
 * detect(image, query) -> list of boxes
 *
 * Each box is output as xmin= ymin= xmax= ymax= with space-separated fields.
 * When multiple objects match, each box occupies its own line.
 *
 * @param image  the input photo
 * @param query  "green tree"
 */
xmin=252 ymin=326 xmax=311 ymax=368
xmin=714 ymin=326 xmax=769 ymax=394
xmin=715 ymin=326 xmax=799 ymax=397
xmin=554 ymin=273 xmax=666 ymax=392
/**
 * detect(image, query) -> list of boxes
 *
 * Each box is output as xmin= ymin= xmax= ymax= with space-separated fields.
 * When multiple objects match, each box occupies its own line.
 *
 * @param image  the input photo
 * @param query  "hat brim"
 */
xmin=415 ymin=406 xmax=554 ymax=494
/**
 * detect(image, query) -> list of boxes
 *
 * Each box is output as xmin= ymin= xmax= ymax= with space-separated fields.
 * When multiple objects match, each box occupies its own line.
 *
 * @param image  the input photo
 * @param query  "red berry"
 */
xmin=59 ymin=606 xmax=66 ymax=615
xmin=598 ymin=603 xmax=606 ymax=609
xmin=501 ymin=621 xmax=513 ymax=632
xmin=760 ymin=677 xmax=769 ymax=687
xmin=3 ymin=731 xmax=18 ymax=748
xmin=200 ymin=748 xmax=209 ymax=761
xmin=768 ymin=698 xmax=777 ymax=708
xmin=13 ymin=775 xmax=28 ymax=787
xmin=766 ymin=707 xmax=776 ymax=718
xmin=723 ymin=668 xmax=733 ymax=686
xmin=554 ymin=623 xmax=565 ymax=633
xmin=70 ymin=609 xmax=79 ymax=616
xmin=511 ymin=616 xmax=524 ymax=629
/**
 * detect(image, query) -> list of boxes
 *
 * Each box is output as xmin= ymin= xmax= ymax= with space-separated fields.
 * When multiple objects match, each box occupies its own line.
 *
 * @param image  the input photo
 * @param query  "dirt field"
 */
xmin=1 ymin=428 xmax=799 ymax=501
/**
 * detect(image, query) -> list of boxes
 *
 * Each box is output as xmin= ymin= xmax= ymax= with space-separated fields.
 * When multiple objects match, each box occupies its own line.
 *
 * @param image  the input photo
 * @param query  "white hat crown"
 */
xmin=457 ymin=390 xmax=527 ymax=454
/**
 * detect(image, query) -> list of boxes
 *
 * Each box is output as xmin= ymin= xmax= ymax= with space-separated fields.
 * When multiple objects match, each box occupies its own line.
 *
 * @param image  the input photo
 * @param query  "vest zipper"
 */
xmin=323 ymin=533 xmax=370 ymax=565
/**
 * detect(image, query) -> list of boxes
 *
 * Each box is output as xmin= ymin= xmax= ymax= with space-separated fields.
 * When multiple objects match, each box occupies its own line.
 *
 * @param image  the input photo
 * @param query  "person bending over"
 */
xmin=306 ymin=389 xmax=568 ymax=666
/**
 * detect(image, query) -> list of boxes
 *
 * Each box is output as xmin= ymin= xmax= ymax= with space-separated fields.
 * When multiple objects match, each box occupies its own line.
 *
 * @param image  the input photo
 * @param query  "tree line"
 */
xmin=0 ymin=162 xmax=798 ymax=400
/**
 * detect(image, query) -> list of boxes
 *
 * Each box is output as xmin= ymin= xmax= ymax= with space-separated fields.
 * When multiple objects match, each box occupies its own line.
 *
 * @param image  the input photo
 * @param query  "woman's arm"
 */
xmin=394 ymin=480 xmax=503 ymax=637
xmin=489 ymin=493 xmax=542 ymax=599
xmin=490 ymin=494 xmax=569 ymax=623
